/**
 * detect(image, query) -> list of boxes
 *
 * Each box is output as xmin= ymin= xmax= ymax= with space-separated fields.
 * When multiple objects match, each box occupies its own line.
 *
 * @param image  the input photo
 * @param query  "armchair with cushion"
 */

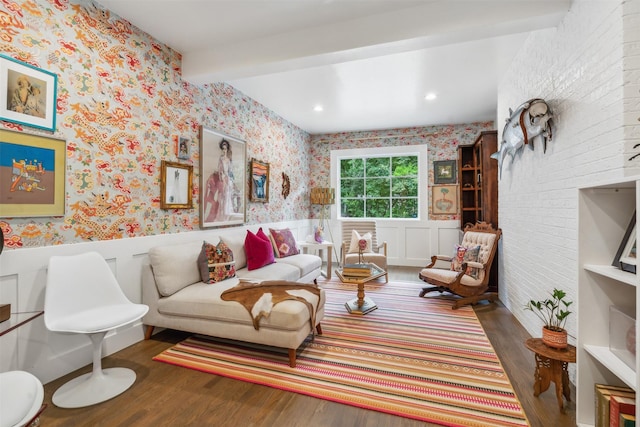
xmin=419 ymin=222 xmax=501 ymax=309
xmin=340 ymin=220 xmax=388 ymax=283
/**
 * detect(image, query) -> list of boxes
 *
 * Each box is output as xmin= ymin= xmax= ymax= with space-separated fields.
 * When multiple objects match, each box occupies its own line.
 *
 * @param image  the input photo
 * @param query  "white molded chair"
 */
xmin=44 ymin=251 xmax=148 ymax=408
xmin=0 ymin=370 xmax=44 ymax=427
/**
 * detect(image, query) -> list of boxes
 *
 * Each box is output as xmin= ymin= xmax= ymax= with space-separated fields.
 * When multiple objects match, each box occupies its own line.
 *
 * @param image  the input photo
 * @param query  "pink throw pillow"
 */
xmin=245 ymin=228 xmax=275 ymax=270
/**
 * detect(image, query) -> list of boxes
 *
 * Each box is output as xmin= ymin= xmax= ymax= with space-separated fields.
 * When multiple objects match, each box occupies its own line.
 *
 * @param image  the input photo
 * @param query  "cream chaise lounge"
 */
xmin=142 ymin=229 xmax=325 ymax=367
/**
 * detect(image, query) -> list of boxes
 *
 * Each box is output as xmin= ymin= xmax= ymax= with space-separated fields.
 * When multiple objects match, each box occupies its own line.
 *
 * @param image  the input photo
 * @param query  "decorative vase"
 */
xmin=542 ymin=326 xmax=568 ymax=349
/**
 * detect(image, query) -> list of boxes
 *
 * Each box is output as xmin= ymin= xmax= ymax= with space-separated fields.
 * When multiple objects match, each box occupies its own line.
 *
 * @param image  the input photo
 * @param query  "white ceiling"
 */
xmin=96 ymin=0 xmax=572 ymax=134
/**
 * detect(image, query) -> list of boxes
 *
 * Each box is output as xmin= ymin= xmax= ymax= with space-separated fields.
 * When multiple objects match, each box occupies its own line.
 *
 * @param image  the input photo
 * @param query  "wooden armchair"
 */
xmin=419 ymin=222 xmax=501 ymax=309
xmin=340 ymin=220 xmax=388 ymax=283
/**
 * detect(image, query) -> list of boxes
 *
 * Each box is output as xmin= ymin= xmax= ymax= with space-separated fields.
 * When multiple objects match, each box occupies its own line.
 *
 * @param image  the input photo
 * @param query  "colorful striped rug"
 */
xmin=153 ymin=279 xmax=529 ymax=427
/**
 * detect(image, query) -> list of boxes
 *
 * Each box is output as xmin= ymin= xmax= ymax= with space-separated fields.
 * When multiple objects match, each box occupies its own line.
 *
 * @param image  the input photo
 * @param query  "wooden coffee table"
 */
xmin=335 ymin=263 xmax=386 ymax=315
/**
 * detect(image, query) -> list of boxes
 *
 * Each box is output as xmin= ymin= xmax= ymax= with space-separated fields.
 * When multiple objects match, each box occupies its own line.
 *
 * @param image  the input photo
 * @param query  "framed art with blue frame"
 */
xmin=0 ymin=54 xmax=57 ymax=132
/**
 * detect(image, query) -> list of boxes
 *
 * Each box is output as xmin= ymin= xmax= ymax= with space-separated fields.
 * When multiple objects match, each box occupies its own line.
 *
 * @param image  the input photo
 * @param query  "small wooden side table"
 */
xmin=524 ymin=338 xmax=576 ymax=413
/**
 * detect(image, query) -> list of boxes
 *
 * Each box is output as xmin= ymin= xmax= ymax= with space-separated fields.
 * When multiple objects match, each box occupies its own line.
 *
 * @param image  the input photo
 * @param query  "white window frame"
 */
xmin=330 ymin=145 xmax=428 ymax=221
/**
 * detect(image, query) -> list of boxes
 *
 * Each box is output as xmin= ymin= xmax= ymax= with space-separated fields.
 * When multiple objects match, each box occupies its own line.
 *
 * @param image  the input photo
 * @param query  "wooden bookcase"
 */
xmin=458 ymin=130 xmax=498 ymax=292
xmin=577 ymin=177 xmax=639 ymax=427
xmin=458 ymin=130 xmax=498 ymax=229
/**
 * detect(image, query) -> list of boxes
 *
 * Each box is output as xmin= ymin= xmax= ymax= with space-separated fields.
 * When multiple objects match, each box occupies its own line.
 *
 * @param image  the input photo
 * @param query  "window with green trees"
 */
xmin=339 ymin=155 xmax=419 ymax=218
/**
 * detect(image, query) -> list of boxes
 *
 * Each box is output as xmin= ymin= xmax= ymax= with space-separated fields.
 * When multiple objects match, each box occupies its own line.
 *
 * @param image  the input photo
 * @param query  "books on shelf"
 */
xmin=595 ymin=383 xmax=636 ymax=427
xmin=342 ymin=264 xmax=372 ymax=277
xmin=620 ymin=413 xmax=635 ymax=427
xmin=611 ymin=395 xmax=636 ymax=427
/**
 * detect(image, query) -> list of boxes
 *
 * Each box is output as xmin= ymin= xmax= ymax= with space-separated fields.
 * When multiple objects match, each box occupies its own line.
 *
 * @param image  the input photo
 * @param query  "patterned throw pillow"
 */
xmin=197 ymin=240 xmax=236 ymax=284
xmin=269 ymin=228 xmax=299 ymax=258
xmin=450 ymin=244 xmax=481 ymax=279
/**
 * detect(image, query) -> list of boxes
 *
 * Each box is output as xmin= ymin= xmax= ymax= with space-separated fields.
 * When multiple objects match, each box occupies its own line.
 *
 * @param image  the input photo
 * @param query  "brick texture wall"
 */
xmin=497 ymin=0 xmax=639 ymax=344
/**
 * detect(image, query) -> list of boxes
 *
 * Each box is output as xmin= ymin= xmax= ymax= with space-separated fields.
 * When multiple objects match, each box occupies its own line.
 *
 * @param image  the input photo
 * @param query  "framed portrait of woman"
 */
xmin=199 ymin=126 xmax=246 ymax=228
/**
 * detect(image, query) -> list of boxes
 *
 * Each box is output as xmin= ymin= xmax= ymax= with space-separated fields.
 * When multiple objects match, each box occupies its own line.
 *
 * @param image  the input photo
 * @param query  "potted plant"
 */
xmin=525 ymin=288 xmax=573 ymax=349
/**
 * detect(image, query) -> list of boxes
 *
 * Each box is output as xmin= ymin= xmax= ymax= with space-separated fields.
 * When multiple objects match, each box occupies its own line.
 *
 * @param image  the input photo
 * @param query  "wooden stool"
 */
xmin=525 ymin=338 xmax=576 ymax=413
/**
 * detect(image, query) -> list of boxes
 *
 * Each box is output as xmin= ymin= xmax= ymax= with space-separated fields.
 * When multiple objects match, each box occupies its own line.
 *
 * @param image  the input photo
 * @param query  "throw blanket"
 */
xmin=221 ymin=281 xmax=321 ymax=332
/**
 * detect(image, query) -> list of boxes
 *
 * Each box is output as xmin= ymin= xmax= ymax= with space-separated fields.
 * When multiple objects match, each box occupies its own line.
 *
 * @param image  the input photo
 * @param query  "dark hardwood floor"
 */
xmin=39 ymin=266 xmax=576 ymax=427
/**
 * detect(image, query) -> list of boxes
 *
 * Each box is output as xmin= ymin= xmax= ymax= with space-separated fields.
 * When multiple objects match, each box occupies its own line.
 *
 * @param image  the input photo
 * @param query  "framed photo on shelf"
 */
xmin=431 ymin=184 xmax=458 ymax=215
xmin=0 ymin=54 xmax=57 ymax=132
xmin=0 ymin=128 xmax=65 ymax=217
xmin=613 ymin=212 xmax=636 ymax=274
xmin=250 ymin=158 xmax=269 ymax=203
xmin=199 ymin=126 xmax=246 ymax=228
xmin=160 ymin=160 xmax=193 ymax=209
xmin=433 ymin=160 xmax=457 ymax=184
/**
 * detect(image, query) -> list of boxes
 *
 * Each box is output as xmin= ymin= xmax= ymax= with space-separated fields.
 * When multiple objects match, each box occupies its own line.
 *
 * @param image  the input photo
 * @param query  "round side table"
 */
xmin=524 ymin=338 xmax=576 ymax=413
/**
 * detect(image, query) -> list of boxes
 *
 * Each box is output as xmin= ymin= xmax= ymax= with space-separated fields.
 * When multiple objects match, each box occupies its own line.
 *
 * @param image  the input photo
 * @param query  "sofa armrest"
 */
xmin=141 ymin=263 xmax=161 ymax=325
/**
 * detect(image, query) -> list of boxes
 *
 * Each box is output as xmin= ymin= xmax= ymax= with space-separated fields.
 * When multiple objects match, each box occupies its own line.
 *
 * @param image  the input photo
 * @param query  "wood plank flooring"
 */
xmin=39 ymin=267 xmax=576 ymax=427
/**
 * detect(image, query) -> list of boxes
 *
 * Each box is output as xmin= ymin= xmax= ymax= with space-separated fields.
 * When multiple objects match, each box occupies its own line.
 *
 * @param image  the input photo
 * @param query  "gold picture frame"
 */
xmin=432 ymin=184 xmax=458 ymax=215
xmin=160 ymin=160 xmax=193 ymax=209
xmin=0 ymin=128 xmax=65 ymax=217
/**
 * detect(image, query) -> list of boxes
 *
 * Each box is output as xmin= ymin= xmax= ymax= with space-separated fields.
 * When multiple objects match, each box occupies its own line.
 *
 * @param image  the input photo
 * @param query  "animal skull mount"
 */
xmin=491 ymin=98 xmax=553 ymax=178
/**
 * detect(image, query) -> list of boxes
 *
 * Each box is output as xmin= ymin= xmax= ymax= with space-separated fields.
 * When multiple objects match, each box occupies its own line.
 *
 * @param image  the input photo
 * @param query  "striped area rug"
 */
xmin=153 ymin=279 xmax=529 ymax=427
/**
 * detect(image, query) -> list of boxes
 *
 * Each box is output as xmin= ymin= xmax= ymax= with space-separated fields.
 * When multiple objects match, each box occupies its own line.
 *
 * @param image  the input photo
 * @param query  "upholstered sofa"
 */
xmin=141 ymin=227 xmax=325 ymax=367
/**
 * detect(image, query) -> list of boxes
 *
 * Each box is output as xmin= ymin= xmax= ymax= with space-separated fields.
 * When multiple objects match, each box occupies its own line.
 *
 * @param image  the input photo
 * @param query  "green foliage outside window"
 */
xmin=339 ymin=155 xmax=418 ymax=219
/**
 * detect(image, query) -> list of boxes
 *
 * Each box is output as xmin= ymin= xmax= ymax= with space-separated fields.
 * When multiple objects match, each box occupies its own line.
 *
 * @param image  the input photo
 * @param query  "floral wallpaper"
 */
xmin=309 ymin=123 xmax=494 ymax=220
xmin=0 ymin=0 xmax=493 ymax=250
xmin=0 ymin=0 xmax=311 ymax=249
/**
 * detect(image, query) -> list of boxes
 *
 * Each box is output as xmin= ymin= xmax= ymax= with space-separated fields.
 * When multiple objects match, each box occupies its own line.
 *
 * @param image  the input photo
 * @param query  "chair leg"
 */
xmin=451 ymin=292 xmax=498 ymax=310
xmin=419 ymin=285 xmax=444 ymax=297
xmin=52 ymin=331 xmax=137 ymax=408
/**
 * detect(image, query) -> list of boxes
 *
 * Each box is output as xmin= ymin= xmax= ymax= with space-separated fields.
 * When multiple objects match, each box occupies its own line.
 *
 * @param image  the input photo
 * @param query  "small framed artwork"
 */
xmin=199 ymin=126 xmax=246 ymax=228
xmin=250 ymin=158 xmax=269 ymax=203
xmin=160 ymin=160 xmax=193 ymax=209
xmin=613 ymin=212 xmax=636 ymax=274
xmin=0 ymin=128 xmax=65 ymax=217
xmin=432 ymin=184 xmax=458 ymax=215
xmin=433 ymin=160 xmax=457 ymax=184
xmin=0 ymin=54 xmax=57 ymax=132
xmin=177 ymin=136 xmax=190 ymax=160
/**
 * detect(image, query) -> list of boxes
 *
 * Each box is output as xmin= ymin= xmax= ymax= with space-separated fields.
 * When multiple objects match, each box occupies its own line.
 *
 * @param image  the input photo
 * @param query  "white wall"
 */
xmin=497 ymin=0 xmax=639 ymax=347
xmin=0 ymin=218 xmax=458 ymax=384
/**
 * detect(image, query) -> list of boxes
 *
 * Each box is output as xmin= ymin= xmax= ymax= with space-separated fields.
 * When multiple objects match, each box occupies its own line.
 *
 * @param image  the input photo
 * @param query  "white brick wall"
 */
xmin=497 ymin=0 xmax=632 ymax=346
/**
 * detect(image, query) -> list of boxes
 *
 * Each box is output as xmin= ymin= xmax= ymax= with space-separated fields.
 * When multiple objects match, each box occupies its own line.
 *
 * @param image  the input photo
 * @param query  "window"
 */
xmin=339 ymin=154 xmax=419 ymax=219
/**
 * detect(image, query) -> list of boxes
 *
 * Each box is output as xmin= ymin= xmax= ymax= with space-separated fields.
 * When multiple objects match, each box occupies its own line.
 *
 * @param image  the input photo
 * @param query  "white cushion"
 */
xmin=348 ymin=230 xmax=372 ymax=253
xmin=149 ymin=240 xmax=205 ymax=296
xmin=220 ymin=232 xmax=247 ymax=269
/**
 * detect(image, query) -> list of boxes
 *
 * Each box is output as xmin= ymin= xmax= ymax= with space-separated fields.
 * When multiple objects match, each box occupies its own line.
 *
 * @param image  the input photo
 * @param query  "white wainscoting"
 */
xmin=0 ymin=218 xmax=459 ymax=384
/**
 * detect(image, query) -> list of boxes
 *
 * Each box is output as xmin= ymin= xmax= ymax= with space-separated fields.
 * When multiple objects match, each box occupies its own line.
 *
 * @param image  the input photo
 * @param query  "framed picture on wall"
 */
xmin=0 ymin=54 xmax=57 ymax=132
xmin=0 ymin=128 xmax=65 ymax=217
xmin=249 ymin=158 xmax=269 ymax=203
xmin=431 ymin=184 xmax=458 ymax=215
xmin=176 ymin=136 xmax=190 ymax=160
xmin=199 ymin=126 xmax=246 ymax=228
xmin=160 ymin=160 xmax=193 ymax=209
xmin=433 ymin=160 xmax=457 ymax=184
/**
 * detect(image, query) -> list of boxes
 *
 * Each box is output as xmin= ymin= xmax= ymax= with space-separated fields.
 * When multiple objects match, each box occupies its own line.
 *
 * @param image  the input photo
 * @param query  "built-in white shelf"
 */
xmin=583 ymin=264 xmax=637 ymax=287
xmin=577 ymin=178 xmax=640 ymax=426
xmin=583 ymin=344 xmax=636 ymax=390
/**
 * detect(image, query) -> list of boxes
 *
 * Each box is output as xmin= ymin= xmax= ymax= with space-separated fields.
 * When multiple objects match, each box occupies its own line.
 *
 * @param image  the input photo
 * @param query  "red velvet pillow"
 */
xmin=245 ymin=228 xmax=275 ymax=270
